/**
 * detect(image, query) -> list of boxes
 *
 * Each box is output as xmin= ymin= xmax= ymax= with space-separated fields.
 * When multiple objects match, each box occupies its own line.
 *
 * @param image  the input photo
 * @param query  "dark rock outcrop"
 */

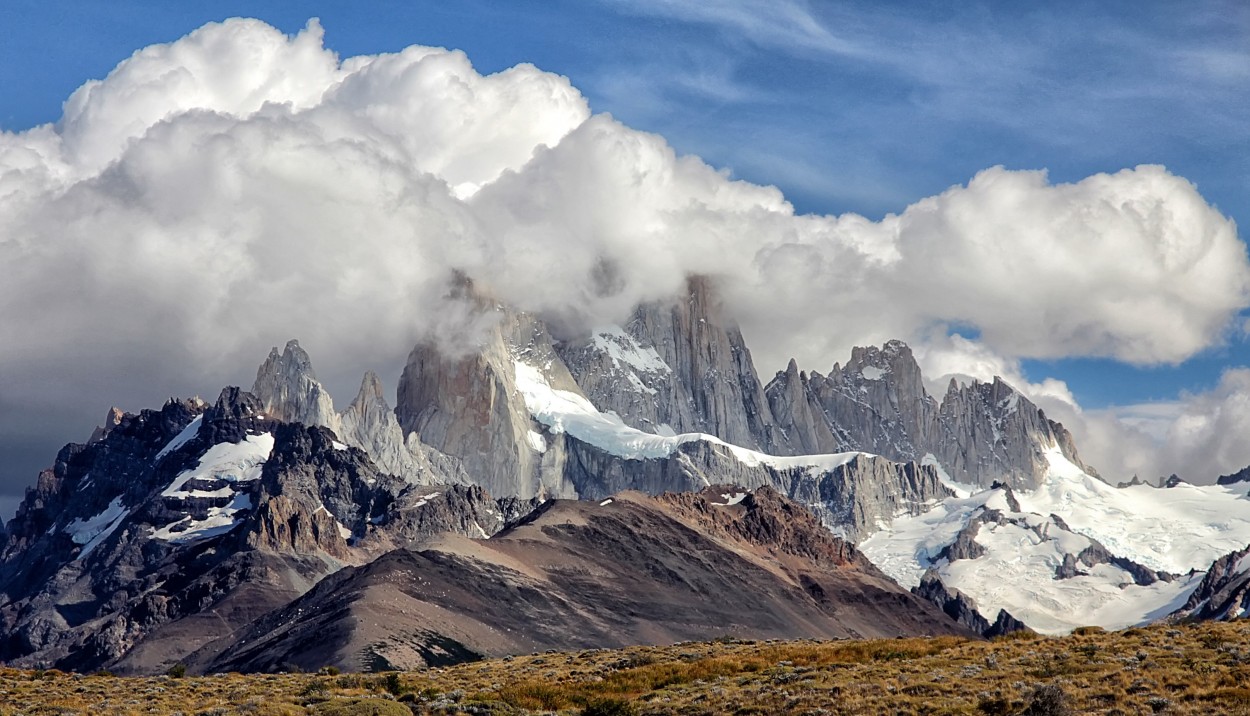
xmin=1171 ymin=545 xmax=1250 ymax=622
xmin=914 ymin=569 xmax=1031 ymax=638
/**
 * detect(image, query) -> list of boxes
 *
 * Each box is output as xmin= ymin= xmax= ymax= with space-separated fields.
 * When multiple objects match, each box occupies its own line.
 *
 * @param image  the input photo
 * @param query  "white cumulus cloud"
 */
xmin=1 ymin=17 xmax=1248 ymax=501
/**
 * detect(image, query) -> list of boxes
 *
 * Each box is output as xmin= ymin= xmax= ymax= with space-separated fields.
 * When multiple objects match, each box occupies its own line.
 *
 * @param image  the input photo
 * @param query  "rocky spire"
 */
xmin=339 ymin=371 xmax=437 ymax=482
xmin=766 ymin=341 xmax=1094 ymax=490
xmin=764 ymin=359 xmax=848 ymax=455
xmin=396 ymin=301 xmax=577 ymax=499
xmin=558 ymin=276 xmax=786 ymax=453
xmin=251 ymin=339 xmax=336 ymax=428
xmin=251 ymin=340 xmax=442 ymax=483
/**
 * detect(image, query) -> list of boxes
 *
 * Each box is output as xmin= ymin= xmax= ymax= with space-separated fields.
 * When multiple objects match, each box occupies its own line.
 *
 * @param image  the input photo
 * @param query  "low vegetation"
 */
xmin=3 ymin=621 xmax=1250 ymax=714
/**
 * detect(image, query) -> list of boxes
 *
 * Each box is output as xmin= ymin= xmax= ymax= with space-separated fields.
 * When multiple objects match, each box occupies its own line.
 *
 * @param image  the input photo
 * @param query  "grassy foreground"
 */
xmin=4 ymin=622 xmax=1250 ymax=715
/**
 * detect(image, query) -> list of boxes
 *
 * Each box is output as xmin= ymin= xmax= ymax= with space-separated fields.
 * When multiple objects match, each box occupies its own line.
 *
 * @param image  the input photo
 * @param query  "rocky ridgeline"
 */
xmin=765 ymin=340 xmax=1092 ymax=490
xmin=0 ymin=387 xmax=527 ymax=674
xmin=913 ymin=570 xmax=1031 ymax=638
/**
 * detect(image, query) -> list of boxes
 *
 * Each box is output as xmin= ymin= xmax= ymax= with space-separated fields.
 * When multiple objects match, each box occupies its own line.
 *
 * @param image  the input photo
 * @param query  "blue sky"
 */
xmin=0 ymin=1 xmax=1248 ymax=514
xmin=3 ymin=0 xmax=1246 ymax=407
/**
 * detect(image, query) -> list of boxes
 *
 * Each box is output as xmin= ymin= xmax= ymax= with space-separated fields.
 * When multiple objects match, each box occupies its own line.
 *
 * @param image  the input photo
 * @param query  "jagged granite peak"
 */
xmin=768 ymin=340 xmax=1093 ymax=490
xmin=87 ymin=406 xmax=127 ymax=443
xmin=764 ymin=358 xmax=855 ymax=455
xmin=558 ymin=276 xmax=786 ymax=453
xmin=337 ymin=370 xmax=448 ymax=484
xmin=251 ymin=340 xmax=443 ymax=485
xmin=206 ymin=487 xmax=972 ymax=673
xmin=397 ymin=297 xmax=581 ymax=500
xmin=251 ymin=339 xmax=336 ymax=429
xmin=933 ymin=376 xmax=1092 ymax=489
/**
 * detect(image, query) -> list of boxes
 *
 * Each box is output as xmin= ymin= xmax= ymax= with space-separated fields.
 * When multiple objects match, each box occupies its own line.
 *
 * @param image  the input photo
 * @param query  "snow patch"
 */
xmin=152 ymin=433 xmax=272 ymax=544
xmin=155 ymin=416 xmax=202 ymax=460
xmin=599 ymin=498 xmax=614 ymax=506
xmin=860 ymin=366 xmax=886 ymax=380
xmin=151 ymin=492 xmax=252 ymax=543
xmin=65 ymin=496 xmax=130 ymax=560
xmin=161 ymin=433 xmax=274 ymax=499
xmin=526 ymin=429 xmax=548 ymax=453
xmin=592 ymin=326 xmax=671 ymax=375
xmin=715 ymin=492 xmax=748 ymax=506
xmin=413 ymin=491 xmax=440 ymax=509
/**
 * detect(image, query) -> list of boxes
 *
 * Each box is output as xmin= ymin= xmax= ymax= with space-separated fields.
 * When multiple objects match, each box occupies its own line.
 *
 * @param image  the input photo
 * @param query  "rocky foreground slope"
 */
xmin=207 ymin=486 xmax=968 ymax=673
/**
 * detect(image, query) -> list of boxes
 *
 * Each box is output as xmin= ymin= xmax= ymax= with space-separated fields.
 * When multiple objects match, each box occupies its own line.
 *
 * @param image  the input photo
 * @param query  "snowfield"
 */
xmin=862 ymin=442 xmax=1250 ymax=634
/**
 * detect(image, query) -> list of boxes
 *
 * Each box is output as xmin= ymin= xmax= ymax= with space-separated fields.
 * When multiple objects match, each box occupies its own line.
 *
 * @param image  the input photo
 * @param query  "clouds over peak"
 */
xmin=0 ymin=18 xmax=1247 ymax=495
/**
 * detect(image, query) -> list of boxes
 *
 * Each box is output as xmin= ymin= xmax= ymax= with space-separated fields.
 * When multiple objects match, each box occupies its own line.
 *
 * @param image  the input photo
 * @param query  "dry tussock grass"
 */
xmin=3 ymin=621 xmax=1250 ymax=714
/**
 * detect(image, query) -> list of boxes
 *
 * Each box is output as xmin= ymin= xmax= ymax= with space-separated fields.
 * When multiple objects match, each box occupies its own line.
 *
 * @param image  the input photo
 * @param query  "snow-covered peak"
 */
xmin=862 ymin=440 xmax=1250 ymax=634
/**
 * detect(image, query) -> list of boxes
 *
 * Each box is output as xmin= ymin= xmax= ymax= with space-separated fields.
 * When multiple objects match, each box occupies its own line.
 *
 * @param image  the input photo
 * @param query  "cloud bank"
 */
xmin=1 ymin=18 xmax=1248 ymax=497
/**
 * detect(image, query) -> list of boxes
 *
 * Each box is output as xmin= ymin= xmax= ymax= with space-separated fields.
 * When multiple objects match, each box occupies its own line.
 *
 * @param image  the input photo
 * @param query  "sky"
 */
xmin=1 ymin=1 xmax=1249 ymax=518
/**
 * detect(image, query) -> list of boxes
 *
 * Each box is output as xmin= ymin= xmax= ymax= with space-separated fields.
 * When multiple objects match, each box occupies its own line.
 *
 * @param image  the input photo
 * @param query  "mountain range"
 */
xmin=3 ymin=275 xmax=1250 ymax=673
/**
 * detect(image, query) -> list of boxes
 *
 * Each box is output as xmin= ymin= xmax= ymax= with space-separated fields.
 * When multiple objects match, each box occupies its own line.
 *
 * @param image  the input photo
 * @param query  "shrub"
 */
xmin=167 ymin=663 xmax=188 ymax=678
xmin=581 ymin=697 xmax=637 ymax=716
xmin=1019 ymin=684 xmax=1071 ymax=716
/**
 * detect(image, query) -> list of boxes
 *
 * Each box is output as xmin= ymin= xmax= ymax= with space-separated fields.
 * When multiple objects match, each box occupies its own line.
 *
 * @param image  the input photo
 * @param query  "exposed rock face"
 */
xmin=0 ymin=387 xmax=511 ymax=674
xmin=252 ymin=340 xmax=337 ymax=428
xmin=1217 ymin=466 xmax=1250 ymax=486
xmin=1171 ymin=545 xmax=1250 ymax=622
xmin=207 ymin=486 xmax=973 ymax=673
xmin=554 ymin=437 xmax=948 ymax=543
xmin=932 ymin=377 xmax=1088 ymax=489
xmin=766 ymin=341 xmax=1093 ymax=489
xmin=387 ymin=279 xmax=952 ymax=537
xmin=396 ymin=302 xmax=579 ymax=500
xmin=914 ymin=570 xmax=1031 ymax=638
xmin=559 ymin=277 xmax=784 ymax=453
xmin=251 ymin=340 xmax=444 ymax=485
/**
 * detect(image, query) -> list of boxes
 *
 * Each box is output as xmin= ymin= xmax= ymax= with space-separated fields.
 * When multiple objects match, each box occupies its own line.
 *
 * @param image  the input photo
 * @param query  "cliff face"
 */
xmin=766 ymin=341 xmax=1093 ymax=490
xmin=558 ymin=276 xmax=784 ymax=453
xmin=395 ymin=303 xmax=580 ymax=500
xmin=385 ymin=279 xmax=955 ymax=539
